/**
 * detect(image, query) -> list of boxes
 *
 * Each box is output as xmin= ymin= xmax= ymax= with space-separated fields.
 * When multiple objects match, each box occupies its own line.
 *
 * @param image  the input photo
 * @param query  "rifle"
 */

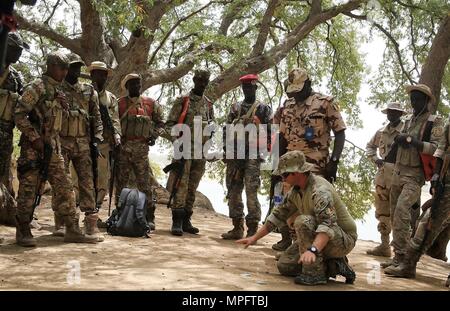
xmin=89 ymin=117 xmax=100 ymax=210
xmin=419 ymin=153 xmax=450 ymax=252
xmin=108 ymin=146 xmax=118 ymax=216
xmin=163 ymin=158 xmax=186 ymax=209
xmin=30 ymin=142 xmax=52 ymax=222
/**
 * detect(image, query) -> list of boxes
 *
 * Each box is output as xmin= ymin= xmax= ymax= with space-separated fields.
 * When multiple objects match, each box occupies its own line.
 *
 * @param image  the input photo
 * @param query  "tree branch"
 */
xmin=251 ymin=0 xmax=280 ymax=57
xmin=15 ymin=13 xmax=83 ymax=54
xmin=44 ymin=0 xmax=62 ymax=25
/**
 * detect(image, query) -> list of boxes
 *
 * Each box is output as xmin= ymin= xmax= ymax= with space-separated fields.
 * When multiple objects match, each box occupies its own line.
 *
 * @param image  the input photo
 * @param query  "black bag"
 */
xmin=106 ymin=188 xmax=150 ymax=237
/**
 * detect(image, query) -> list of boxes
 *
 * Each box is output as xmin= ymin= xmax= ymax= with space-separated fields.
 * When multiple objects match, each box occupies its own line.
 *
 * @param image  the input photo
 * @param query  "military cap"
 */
xmin=381 ymin=102 xmax=406 ymax=114
xmin=405 ymin=84 xmax=435 ymax=103
xmin=121 ymin=73 xmax=141 ymax=90
xmin=87 ymin=61 xmax=112 ymax=75
xmin=239 ymin=74 xmax=258 ymax=84
xmin=67 ymin=53 xmax=86 ymax=66
xmin=273 ymin=150 xmax=315 ymax=176
xmin=46 ymin=51 xmax=70 ymax=67
xmin=193 ymin=69 xmax=210 ymax=80
xmin=7 ymin=32 xmax=29 ymax=50
xmin=286 ymin=68 xmax=309 ymax=93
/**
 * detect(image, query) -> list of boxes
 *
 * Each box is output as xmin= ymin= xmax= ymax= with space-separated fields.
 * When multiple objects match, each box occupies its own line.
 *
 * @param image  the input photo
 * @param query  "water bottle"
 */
xmin=273 ymin=181 xmax=284 ymax=206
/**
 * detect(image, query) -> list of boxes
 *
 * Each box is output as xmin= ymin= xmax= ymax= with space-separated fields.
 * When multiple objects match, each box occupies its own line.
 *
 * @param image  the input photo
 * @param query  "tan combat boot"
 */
xmin=367 ymin=233 xmax=391 ymax=257
xmin=246 ymin=220 xmax=259 ymax=238
xmin=84 ymin=213 xmax=105 ymax=242
xmin=381 ymin=252 xmax=404 ymax=269
xmin=63 ymin=215 xmax=98 ymax=244
xmin=221 ymin=218 xmax=244 ymax=240
xmin=384 ymin=247 xmax=420 ymax=278
xmin=52 ymin=213 xmax=65 ymax=237
xmin=16 ymin=220 xmax=37 ymax=247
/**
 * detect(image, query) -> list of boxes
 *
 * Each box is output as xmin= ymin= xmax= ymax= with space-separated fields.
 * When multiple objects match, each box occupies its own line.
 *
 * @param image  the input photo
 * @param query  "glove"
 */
xmin=375 ymin=158 xmax=384 ymax=168
xmin=325 ymin=160 xmax=338 ymax=183
xmin=113 ymin=134 xmax=121 ymax=146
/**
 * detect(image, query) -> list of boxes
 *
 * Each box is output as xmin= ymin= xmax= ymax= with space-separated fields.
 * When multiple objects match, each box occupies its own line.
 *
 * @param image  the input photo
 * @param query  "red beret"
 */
xmin=239 ymin=74 xmax=259 ymax=84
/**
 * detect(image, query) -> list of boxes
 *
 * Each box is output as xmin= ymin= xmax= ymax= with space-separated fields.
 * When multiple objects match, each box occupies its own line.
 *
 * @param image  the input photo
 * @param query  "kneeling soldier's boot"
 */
xmin=171 ymin=208 xmax=185 ymax=236
xmin=367 ymin=233 xmax=391 ymax=257
xmin=84 ymin=213 xmax=104 ymax=242
xmin=381 ymin=252 xmax=404 ymax=268
xmin=16 ymin=218 xmax=37 ymax=247
xmin=52 ymin=213 xmax=65 ymax=237
xmin=246 ymin=220 xmax=259 ymax=238
xmin=272 ymin=225 xmax=292 ymax=251
xmin=327 ymin=256 xmax=356 ymax=284
xmin=295 ymin=255 xmax=328 ymax=286
xmin=182 ymin=209 xmax=199 ymax=234
xmin=63 ymin=215 xmax=98 ymax=244
xmin=221 ymin=218 xmax=244 ymax=240
xmin=384 ymin=247 xmax=420 ymax=278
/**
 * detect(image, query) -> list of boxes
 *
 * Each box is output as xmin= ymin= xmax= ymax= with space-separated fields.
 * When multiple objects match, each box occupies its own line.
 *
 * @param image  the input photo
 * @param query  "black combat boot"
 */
xmin=16 ymin=219 xmax=37 ymax=247
xmin=246 ymin=220 xmax=259 ymax=238
xmin=171 ymin=208 xmax=185 ymax=236
xmin=326 ymin=256 xmax=356 ymax=284
xmin=272 ymin=225 xmax=292 ymax=251
xmin=182 ymin=209 xmax=199 ymax=234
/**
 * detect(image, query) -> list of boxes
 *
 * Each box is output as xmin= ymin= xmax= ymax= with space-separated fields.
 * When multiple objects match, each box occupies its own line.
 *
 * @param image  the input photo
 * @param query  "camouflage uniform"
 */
xmin=389 ymin=112 xmax=443 ymax=259
xmin=0 ymin=66 xmax=23 ymax=195
xmin=166 ymin=91 xmax=214 ymax=211
xmin=366 ymin=120 xmax=403 ymax=254
xmin=116 ymin=94 xmax=165 ymax=225
xmin=54 ymin=79 xmax=103 ymax=216
xmin=0 ymin=183 xmax=16 ymax=226
xmin=275 ymin=94 xmax=346 ymax=175
xmin=267 ymin=152 xmax=357 ymax=283
xmin=223 ymin=99 xmax=272 ymax=237
xmin=385 ymin=116 xmax=450 ymax=278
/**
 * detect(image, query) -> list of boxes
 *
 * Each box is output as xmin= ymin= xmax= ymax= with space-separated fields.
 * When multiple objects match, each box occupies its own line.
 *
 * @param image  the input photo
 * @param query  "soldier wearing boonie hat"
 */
xmin=221 ymin=72 xmax=272 ymax=241
xmin=236 ymin=150 xmax=357 ymax=286
xmin=366 ymin=102 xmax=406 ymax=258
xmin=384 ymin=83 xmax=445 ymax=274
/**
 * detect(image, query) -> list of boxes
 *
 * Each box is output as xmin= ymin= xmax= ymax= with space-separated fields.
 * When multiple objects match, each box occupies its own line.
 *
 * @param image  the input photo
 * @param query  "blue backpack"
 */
xmin=106 ymin=188 xmax=150 ymax=237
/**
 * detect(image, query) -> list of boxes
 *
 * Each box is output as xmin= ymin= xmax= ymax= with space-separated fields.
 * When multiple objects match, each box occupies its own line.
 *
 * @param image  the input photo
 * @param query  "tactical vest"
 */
xmin=36 ymin=76 xmax=64 ymax=134
xmin=119 ymin=97 xmax=154 ymax=140
xmin=60 ymin=84 xmax=94 ymax=137
xmin=0 ymin=68 xmax=19 ymax=122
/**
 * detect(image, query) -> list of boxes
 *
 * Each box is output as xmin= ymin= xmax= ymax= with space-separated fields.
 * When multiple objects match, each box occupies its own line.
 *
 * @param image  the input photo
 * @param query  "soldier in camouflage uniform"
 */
xmin=383 ymin=84 xmax=444 ymax=271
xmin=270 ymin=68 xmax=347 ymax=256
xmin=88 ymin=61 xmax=121 ymax=221
xmin=116 ymin=73 xmax=165 ymax=230
xmin=385 ymin=114 xmax=450 ymax=278
xmin=237 ymin=151 xmax=357 ymax=285
xmin=14 ymin=52 xmax=98 ymax=247
xmin=0 ymin=33 xmax=27 ymax=196
xmin=51 ymin=53 xmax=104 ymax=242
xmin=365 ymin=103 xmax=405 ymax=257
xmin=221 ymin=74 xmax=272 ymax=240
xmin=165 ymin=70 xmax=214 ymax=236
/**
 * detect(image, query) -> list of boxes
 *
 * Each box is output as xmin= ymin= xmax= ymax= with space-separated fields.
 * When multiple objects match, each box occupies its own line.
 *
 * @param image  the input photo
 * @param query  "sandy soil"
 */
xmin=0 ymin=197 xmax=449 ymax=291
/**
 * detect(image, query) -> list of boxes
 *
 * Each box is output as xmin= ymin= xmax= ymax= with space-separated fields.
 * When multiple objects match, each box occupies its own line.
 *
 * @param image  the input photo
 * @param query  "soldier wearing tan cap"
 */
xmin=366 ymin=103 xmax=406 ymax=257
xmin=237 ymin=150 xmax=357 ymax=286
xmin=383 ymin=83 xmax=445 ymax=273
xmin=14 ymin=51 xmax=98 ymax=247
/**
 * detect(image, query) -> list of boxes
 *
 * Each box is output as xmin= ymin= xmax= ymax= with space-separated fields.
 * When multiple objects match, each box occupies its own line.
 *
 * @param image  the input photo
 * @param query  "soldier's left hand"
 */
xmin=299 ymin=250 xmax=316 ymax=265
xmin=325 ymin=160 xmax=338 ymax=183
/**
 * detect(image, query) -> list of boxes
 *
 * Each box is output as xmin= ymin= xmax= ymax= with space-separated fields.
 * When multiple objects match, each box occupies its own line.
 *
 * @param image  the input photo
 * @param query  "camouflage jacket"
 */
xmin=98 ymin=89 xmax=121 ymax=145
xmin=267 ymin=174 xmax=357 ymax=239
xmin=278 ymin=93 xmax=346 ymax=171
xmin=0 ymin=66 xmax=23 ymax=125
xmin=434 ymin=115 xmax=450 ymax=161
xmin=366 ymin=121 xmax=404 ymax=163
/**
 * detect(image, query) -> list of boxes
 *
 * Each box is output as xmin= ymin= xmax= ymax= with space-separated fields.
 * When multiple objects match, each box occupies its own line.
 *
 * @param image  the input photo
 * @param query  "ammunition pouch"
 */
xmin=0 ymin=89 xmax=19 ymax=122
xmin=60 ymin=109 xmax=89 ymax=137
xmin=121 ymin=114 xmax=153 ymax=140
xmin=42 ymin=99 xmax=63 ymax=133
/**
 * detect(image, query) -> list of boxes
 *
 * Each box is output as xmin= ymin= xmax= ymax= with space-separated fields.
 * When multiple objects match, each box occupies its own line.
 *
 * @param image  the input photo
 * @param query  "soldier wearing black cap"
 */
xmin=0 ymin=32 xmax=27 ymax=196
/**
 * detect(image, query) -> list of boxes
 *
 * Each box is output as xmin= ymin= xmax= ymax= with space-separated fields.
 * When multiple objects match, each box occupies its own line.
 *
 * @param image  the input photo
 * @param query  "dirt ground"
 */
xmin=0 ymin=197 xmax=449 ymax=291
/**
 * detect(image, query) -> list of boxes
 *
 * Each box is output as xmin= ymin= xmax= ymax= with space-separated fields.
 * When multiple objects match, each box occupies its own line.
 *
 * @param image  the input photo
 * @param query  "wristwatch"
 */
xmin=307 ymin=245 xmax=319 ymax=255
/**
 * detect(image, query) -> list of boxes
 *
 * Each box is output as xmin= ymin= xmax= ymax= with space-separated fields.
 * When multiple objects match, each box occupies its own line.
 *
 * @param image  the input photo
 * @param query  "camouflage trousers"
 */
xmin=410 ymin=174 xmax=450 ymax=253
xmin=54 ymin=138 xmax=96 ymax=214
xmin=16 ymin=144 xmax=76 ymax=224
xmin=373 ymin=163 xmax=394 ymax=236
xmin=168 ymin=159 xmax=205 ymax=211
xmin=116 ymin=141 xmax=152 ymax=206
xmin=0 ymin=122 xmax=14 ymax=195
xmin=390 ymin=171 xmax=423 ymax=255
xmin=225 ymin=159 xmax=261 ymax=222
xmin=277 ymin=215 xmax=356 ymax=277
xmin=0 ymin=183 xmax=16 ymax=225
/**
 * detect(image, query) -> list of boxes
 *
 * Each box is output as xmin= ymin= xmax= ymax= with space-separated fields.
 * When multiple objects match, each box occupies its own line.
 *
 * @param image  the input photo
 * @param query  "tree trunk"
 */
xmin=419 ymin=15 xmax=450 ymax=113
